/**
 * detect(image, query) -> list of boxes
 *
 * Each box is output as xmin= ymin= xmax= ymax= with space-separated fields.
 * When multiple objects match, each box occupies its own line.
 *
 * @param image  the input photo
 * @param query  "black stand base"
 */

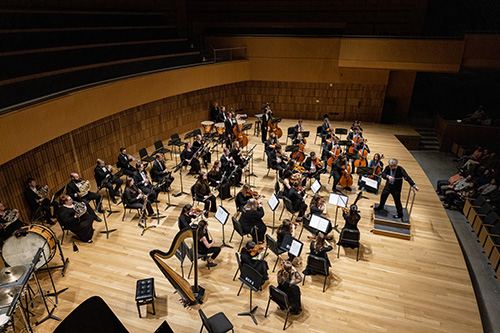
xmin=35 ymin=306 xmax=61 ymax=326
xmin=173 ymin=191 xmax=188 ymax=197
xmin=238 ymin=306 xmax=258 ymax=325
xmin=45 ymin=287 xmax=68 ymax=303
xmin=100 ymin=228 xmax=118 ymax=237
xmin=139 ymin=218 xmax=156 ymax=236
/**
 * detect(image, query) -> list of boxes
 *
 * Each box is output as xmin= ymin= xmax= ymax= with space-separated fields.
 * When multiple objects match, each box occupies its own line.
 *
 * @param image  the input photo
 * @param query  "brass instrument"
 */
xmin=35 ymin=185 xmax=50 ymax=202
xmin=2 ymin=209 xmax=19 ymax=224
xmin=76 ymin=180 xmax=91 ymax=197
xmin=73 ymin=202 xmax=87 ymax=218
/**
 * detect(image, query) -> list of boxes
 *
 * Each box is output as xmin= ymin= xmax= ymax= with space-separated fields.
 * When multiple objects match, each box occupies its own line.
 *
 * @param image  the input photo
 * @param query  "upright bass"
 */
xmin=231 ymin=109 xmax=248 ymax=148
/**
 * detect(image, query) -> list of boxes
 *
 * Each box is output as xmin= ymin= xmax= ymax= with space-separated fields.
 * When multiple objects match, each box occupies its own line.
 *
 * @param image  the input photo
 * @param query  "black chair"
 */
xmin=56 ymin=217 xmax=70 ymax=245
xmin=169 ymin=133 xmax=187 ymax=154
xmin=198 ymin=309 xmax=234 ymax=333
xmin=285 ymin=126 xmax=295 ymax=145
xmin=139 ymin=148 xmax=155 ymax=167
xmin=153 ymin=140 xmax=171 ymax=157
xmin=265 ymin=285 xmax=291 ymax=330
xmin=264 ymin=234 xmax=286 ymax=272
xmin=229 ymin=217 xmax=250 ymax=251
xmin=279 ymin=196 xmax=300 ymax=221
xmin=302 ymin=255 xmax=329 ymax=292
xmin=233 ymin=252 xmax=242 ymax=281
xmin=121 ymin=193 xmax=141 ymax=221
xmin=190 ymin=185 xmax=205 ymax=207
xmin=314 ymin=125 xmax=322 ymax=144
xmin=135 ymin=278 xmax=156 ymax=318
xmin=337 ymin=228 xmax=360 ymax=261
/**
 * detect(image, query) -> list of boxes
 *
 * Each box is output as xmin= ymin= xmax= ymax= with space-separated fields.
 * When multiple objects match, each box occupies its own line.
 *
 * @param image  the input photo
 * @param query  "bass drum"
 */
xmin=2 ymin=224 xmax=57 ymax=269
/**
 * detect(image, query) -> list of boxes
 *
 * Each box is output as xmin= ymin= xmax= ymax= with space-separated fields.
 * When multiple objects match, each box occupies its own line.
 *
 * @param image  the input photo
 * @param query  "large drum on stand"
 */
xmin=2 ymin=224 xmax=57 ymax=269
xmin=201 ymin=121 xmax=214 ymax=135
xmin=215 ymin=123 xmax=225 ymax=136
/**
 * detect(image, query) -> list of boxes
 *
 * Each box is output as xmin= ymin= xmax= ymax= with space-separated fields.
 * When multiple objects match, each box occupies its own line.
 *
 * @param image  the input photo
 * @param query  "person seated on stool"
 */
xmin=240 ymin=241 xmax=269 ymax=280
xmin=277 ymin=260 xmax=303 ymax=315
xmin=193 ymin=172 xmax=217 ymax=217
xmin=239 ymin=198 xmax=267 ymax=244
xmin=197 ymin=220 xmax=221 ymax=268
xmin=374 ymin=158 xmax=419 ymax=220
xmin=94 ymin=159 xmax=123 ymax=204
xmin=57 ymin=195 xmax=95 ymax=243
xmin=123 ymin=177 xmax=155 ymax=217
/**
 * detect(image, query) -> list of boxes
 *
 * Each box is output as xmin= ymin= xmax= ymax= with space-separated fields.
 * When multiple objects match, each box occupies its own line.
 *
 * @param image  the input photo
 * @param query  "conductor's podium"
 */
xmin=372 ymin=188 xmax=416 ymax=240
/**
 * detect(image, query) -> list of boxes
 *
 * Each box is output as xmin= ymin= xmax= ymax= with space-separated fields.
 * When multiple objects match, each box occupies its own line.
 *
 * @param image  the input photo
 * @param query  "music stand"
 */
xmin=301 ymin=131 xmax=310 ymax=138
xmin=285 ymin=145 xmax=299 ymax=153
xmin=345 ymin=152 xmax=360 ymax=160
xmin=339 ymin=140 xmax=351 ymax=147
xmin=97 ymin=196 xmax=117 ymax=239
xmin=279 ymin=234 xmax=304 ymax=258
xmin=309 ymin=214 xmax=331 ymax=234
xmin=328 ymin=192 xmax=349 ymax=232
xmin=227 ymin=166 xmax=240 ymax=202
xmin=267 ymin=194 xmax=280 ymax=234
xmin=152 ymin=182 xmax=166 ymax=225
xmin=173 ymin=161 xmax=189 ymax=197
xmin=244 ymin=144 xmax=258 ymax=179
xmin=98 ymin=178 xmax=120 ymax=218
xmin=360 ymin=175 xmax=379 ymax=192
xmin=311 ymin=179 xmax=322 ymax=194
xmin=184 ymin=131 xmax=196 ymax=143
xmin=215 ymin=206 xmax=232 ymax=248
xmin=335 ymin=128 xmax=348 ymax=140
xmin=237 ymin=264 xmax=264 ymax=325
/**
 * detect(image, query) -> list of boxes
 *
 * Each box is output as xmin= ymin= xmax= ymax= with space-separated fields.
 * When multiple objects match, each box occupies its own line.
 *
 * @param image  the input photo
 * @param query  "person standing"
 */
xmin=374 ymin=158 xmax=419 ymax=219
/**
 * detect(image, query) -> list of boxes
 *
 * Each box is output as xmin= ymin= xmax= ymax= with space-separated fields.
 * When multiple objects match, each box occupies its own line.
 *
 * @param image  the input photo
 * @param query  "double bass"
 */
xmin=339 ymin=158 xmax=353 ymax=188
xmin=267 ymin=112 xmax=283 ymax=138
xmin=231 ymin=109 xmax=248 ymax=148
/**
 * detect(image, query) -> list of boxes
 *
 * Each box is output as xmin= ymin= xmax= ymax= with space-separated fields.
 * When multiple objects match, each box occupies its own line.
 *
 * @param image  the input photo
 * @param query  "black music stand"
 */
xmin=152 ymin=182 xmax=166 ymax=225
xmin=173 ymin=161 xmax=189 ymax=197
xmin=244 ymin=144 xmax=258 ymax=180
xmin=184 ymin=131 xmax=196 ymax=143
xmin=328 ymin=191 xmax=349 ymax=232
xmin=335 ymin=128 xmax=348 ymax=140
xmin=39 ymin=243 xmax=68 ymax=304
xmin=267 ymin=193 xmax=280 ymax=234
xmin=279 ymin=234 xmax=304 ymax=258
xmin=301 ymin=131 xmax=310 ymax=138
xmin=32 ymin=249 xmax=62 ymax=325
xmin=97 ymin=196 xmax=117 ymax=238
xmin=237 ymin=264 xmax=264 ymax=325
xmin=215 ymin=206 xmax=232 ymax=248
xmin=227 ymin=166 xmax=240 ymax=202
xmin=339 ymin=140 xmax=351 ymax=147
xmin=163 ymin=178 xmax=177 ymax=211
xmin=138 ymin=199 xmax=156 ymax=236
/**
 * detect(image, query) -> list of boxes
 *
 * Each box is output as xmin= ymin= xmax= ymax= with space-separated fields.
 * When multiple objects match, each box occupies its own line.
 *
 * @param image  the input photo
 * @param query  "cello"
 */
xmin=231 ymin=109 xmax=248 ymax=148
xmin=354 ymin=140 xmax=368 ymax=168
xmin=327 ymin=144 xmax=341 ymax=167
xmin=339 ymin=158 xmax=353 ymax=188
xmin=291 ymin=135 xmax=306 ymax=163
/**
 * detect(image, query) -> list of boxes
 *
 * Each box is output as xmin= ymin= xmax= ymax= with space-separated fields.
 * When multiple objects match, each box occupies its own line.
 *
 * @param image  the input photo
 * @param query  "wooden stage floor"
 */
xmin=25 ymin=119 xmax=481 ymax=332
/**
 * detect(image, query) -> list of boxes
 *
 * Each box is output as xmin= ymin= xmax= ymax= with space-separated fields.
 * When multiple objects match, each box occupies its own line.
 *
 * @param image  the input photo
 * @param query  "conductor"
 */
xmin=374 ymin=158 xmax=419 ymax=219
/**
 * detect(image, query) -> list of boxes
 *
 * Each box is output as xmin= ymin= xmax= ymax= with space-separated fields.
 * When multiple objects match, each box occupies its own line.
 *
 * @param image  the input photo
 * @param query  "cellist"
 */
xmin=292 ymin=119 xmax=304 ymax=140
xmin=331 ymin=154 xmax=347 ymax=192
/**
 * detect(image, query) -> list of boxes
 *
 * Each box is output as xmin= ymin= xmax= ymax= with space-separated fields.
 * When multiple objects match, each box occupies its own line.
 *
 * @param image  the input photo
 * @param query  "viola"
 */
xmin=312 ymin=157 xmax=324 ymax=169
xmin=293 ymin=165 xmax=305 ymax=174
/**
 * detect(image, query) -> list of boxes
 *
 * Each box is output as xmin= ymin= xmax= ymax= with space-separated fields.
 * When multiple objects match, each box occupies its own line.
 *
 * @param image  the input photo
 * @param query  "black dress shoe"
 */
xmin=393 ymin=214 xmax=403 ymax=219
xmin=95 ymin=216 xmax=102 ymax=222
xmin=374 ymin=206 xmax=384 ymax=211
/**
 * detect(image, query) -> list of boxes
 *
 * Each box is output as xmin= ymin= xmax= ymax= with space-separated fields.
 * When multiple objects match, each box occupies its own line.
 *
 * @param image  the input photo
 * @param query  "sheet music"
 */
xmin=289 ymin=239 xmax=303 ymax=257
xmin=268 ymin=194 xmax=279 ymax=211
xmin=328 ymin=192 xmax=348 ymax=208
xmin=311 ymin=180 xmax=321 ymax=194
xmin=215 ymin=206 xmax=229 ymax=225
xmin=309 ymin=214 xmax=329 ymax=233
xmin=361 ymin=176 xmax=378 ymax=189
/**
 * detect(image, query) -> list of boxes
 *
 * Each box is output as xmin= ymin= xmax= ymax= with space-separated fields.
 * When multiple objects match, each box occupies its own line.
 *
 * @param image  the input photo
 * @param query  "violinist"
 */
xmin=277 ymin=260 xmax=302 ymax=315
xmin=264 ymin=132 xmax=278 ymax=154
xmin=304 ymin=232 xmax=333 ymax=273
xmin=289 ymin=182 xmax=308 ymax=221
xmin=230 ymin=141 xmax=244 ymax=168
xmin=277 ymin=219 xmax=296 ymax=250
xmin=178 ymin=204 xmax=203 ymax=230
xmin=235 ymin=184 xmax=252 ymax=212
xmin=240 ymin=241 xmax=269 ymax=280
xmin=180 ymin=142 xmax=201 ymax=175
xmin=208 ymin=160 xmax=223 ymax=187
xmin=309 ymin=193 xmax=328 ymax=217
xmin=197 ymin=220 xmax=221 ymax=268
xmin=342 ymin=204 xmax=360 ymax=232
xmin=239 ymin=198 xmax=267 ymax=244
xmin=331 ymin=154 xmax=347 ymax=192
xmin=292 ymin=119 xmax=304 ymax=140
xmin=261 ymin=105 xmax=273 ymax=143
xmin=303 ymin=151 xmax=323 ymax=180
xmin=268 ymin=144 xmax=287 ymax=175
xmin=193 ymin=172 xmax=217 ymax=217
xmin=193 ymin=134 xmax=211 ymax=168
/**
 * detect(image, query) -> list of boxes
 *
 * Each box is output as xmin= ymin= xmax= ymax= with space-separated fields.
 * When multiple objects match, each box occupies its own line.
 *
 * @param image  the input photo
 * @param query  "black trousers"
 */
xmin=379 ymin=185 xmax=403 ymax=216
xmin=261 ymin=126 xmax=268 ymax=143
xmin=82 ymin=191 xmax=102 ymax=212
xmin=201 ymin=195 xmax=217 ymax=212
xmin=200 ymin=246 xmax=221 ymax=260
xmin=102 ymin=178 xmax=123 ymax=199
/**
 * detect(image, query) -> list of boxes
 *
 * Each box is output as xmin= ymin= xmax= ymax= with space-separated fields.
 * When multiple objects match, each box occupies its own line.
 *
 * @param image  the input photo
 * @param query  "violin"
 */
xmin=293 ymin=164 xmax=305 ymax=174
xmin=277 ymin=150 xmax=289 ymax=162
xmin=189 ymin=208 xmax=205 ymax=217
xmin=312 ymin=157 xmax=324 ymax=169
xmin=246 ymin=189 xmax=264 ymax=199
xmin=249 ymin=244 xmax=267 ymax=256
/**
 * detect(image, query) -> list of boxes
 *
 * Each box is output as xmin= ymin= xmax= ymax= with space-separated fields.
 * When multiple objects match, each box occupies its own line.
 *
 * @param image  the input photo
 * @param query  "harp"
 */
xmin=150 ymin=225 xmax=205 ymax=306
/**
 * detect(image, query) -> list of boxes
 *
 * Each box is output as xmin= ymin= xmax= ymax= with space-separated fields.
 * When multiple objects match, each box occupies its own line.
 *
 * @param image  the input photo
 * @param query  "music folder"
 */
xmin=311 ymin=180 xmax=321 ymax=194
xmin=215 ymin=206 xmax=229 ymax=225
xmin=280 ymin=234 xmax=303 ymax=257
xmin=329 ymin=192 xmax=348 ymax=208
xmin=267 ymin=194 xmax=279 ymax=212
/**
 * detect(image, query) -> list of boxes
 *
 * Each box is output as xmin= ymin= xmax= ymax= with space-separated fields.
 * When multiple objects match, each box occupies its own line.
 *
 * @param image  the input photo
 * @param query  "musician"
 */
xmin=208 ymin=160 xmax=223 ymax=187
xmin=342 ymin=204 xmax=361 ymax=232
xmin=235 ymin=184 xmax=252 ymax=212
xmin=239 ymin=198 xmax=267 ymax=244
xmin=268 ymin=144 xmax=287 ymax=175
xmin=350 ymin=120 xmax=363 ymax=133
xmin=293 ymin=119 xmax=304 ymax=139
xmin=209 ymin=101 xmax=220 ymax=122
xmin=94 ymin=159 xmax=123 ymax=203
xmin=321 ymin=117 xmax=332 ymax=143
xmin=0 ymin=201 xmax=25 ymax=242
xmin=230 ymin=141 xmax=244 ymax=167
xmin=133 ymin=163 xmax=160 ymax=202
xmin=193 ymin=134 xmax=211 ymax=168
xmin=216 ymin=105 xmax=227 ymax=123
xmin=347 ymin=127 xmax=363 ymax=144
xmin=363 ymin=153 xmax=384 ymax=194
xmin=197 ymin=220 xmax=221 ymax=267
xmin=264 ymin=132 xmax=278 ymax=153
xmin=193 ymin=172 xmax=217 ymax=217
xmin=289 ymin=182 xmax=308 ymax=220
xmin=180 ymin=142 xmax=201 ymax=175
xmin=308 ymin=232 xmax=333 ymax=266
xmin=292 ymin=133 xmax=306 ymax=162
xmin=122 ymin=177 xmax=155 ymax=216
xmin=331 ymin=154 xmax=347 ymax=192
xmin=277 ymin=219 xmax=296 ymax=253
xmin=24 ymin=178 xmax=58 ymax=224
xmin=277 ymin=261 xmax=302 ymax=315
xmin=117 ymin=147 xmax=136 ymax=177
xmin=303 ymin=152 xmax=323 ymax=180
xmin=240 ymin=241 xmax=269 ymax=281
xmin=57 ymin=195 xmax=95 ymax=243
xmin=374 ymin=158 xmax=420 ymax=219
xmin=178 ymin=204 xmax=196 ymax=230
xmin=150 ymin=154 xmax=174 ymax=191
xmin=309 ymin=193 xmax=328 ymax=217
xmin=323 ymin=136 xmax=341 ymax=163
xmin=261 ymin=105 xmax=273 ymax=143
xmin=66 ymin=173 xmax=102 ymax=218
xmin=221 ymin=148 xmax=242 ymax=186
xmin=224 ymin=112 xmax=235 ymax=148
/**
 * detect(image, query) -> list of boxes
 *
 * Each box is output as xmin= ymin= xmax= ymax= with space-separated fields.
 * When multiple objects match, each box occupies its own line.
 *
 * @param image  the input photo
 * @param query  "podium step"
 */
xmin=373 ymin=223 xmax=411 ymax=240
xmin=372 ymin=205 xmax=411 ymax=240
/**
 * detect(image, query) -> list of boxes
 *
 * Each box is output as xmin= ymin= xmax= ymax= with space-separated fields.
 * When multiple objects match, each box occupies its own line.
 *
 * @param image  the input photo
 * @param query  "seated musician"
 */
xmin=221 ymin=148 xmax=242 ymax=186
xmin=363 ymin=153 xmax=383 ymax=194
xmin=303 ymin=151 xmax=323 ymax=180
xmin=178 ymin=204 xmax=203 ymax=230
xmin=240 ymin=241 xmax=269 ymax=281
xmin=197 ymin=220 xmax=221 ymax=267
xmin=193 ymin=172 xmax=217 ymax=217
xmin=0 ymin=200 xmax=25 ymax=243
xmin=66 ymin=173 xmax=102 ymax=220
xmin=150 ymin=154 xmax=174 ymax=191
xmin=293 ymin=119 xmax=304 ymax=139
xmin=331 ymin=154 xmax=347 ymax=192
xmin=181 ymin=142 xmax=201 ymax=175
xmin=122 ymin=177 xmax=155 ymax=217
xmin=224 ymin=112 xmax=235 ymax=148
xmin=264 ymin=132 xmax=278 ymax=154
xmin=277 ymin=218 xmax=296 ymax=249
xmin=235 ymin=184 xmax=252 ymax=212
xmin=308 ymin=194 xmax=334 ymax=238
xmin=57 ymin=195 xmax=95 ymax=243
xmin=347 ymin=126 xmax=363 ymax=143
xmin=117 ymin=147 xmax=136 ymax=177
xmin=133 ymin=163 xmax=160 ymax=202
xmin=208 ymin=160 xmax=223 ymax=187
xmin=193 ymin=134 xmax=211 ymax=168
xmin=304 ymin=232 xmax=333 ymax=274
xmin=289 ymin=182 xmax=308 ymax=220
xmin=94 ymin=159 xmax=123 ymax=203
xmin=342 ymin=204 xmax=361 ymax=232
xmin=291 ymin=133 xmax=306 ymax=161
xmin=239 ymin=198 xmax=267 ymax=244
xmin=230 ymin=141 xmax=244 ymax=168
xmin=323 ymin=136 xmax=341 ymax=162
xmin=350 ymin=120 xmax=363 ymax=133
xmin=277 ymin=261 xmax=303 ymax=315
xmin=268 ymin=144 xmax=287 ymax=175
xmin=23 ymin=178 xmax=58 ymax=225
